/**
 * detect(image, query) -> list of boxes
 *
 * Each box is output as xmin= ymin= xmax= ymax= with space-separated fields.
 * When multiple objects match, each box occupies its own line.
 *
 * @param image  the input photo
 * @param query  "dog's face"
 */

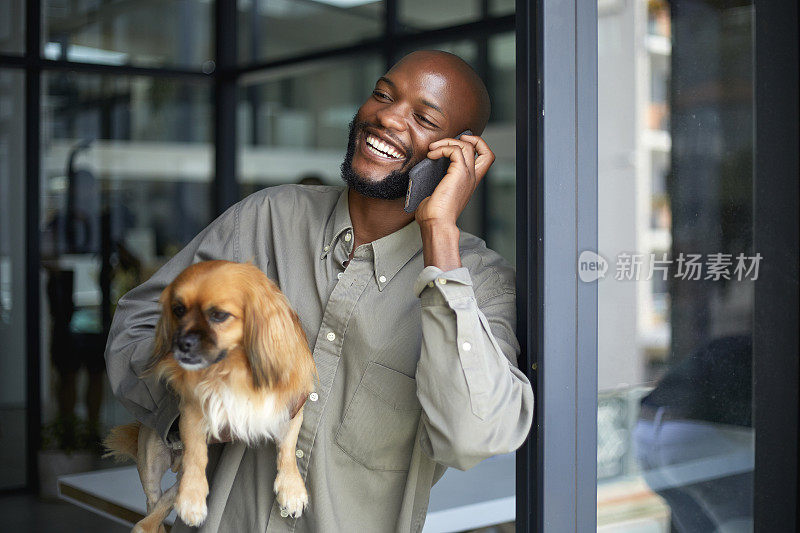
xmin=167 ymin=285 xmax=241 ymax=370
xmin=160 ymin=262 xmax=246 ymax=370
xmin=148 ymin=260 xmax=308 ymax=388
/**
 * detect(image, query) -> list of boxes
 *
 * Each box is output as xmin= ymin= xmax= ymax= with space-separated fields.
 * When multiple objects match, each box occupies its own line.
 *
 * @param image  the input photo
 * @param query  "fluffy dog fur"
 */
xmin=105 ymin=260 xmax=317 ymax=532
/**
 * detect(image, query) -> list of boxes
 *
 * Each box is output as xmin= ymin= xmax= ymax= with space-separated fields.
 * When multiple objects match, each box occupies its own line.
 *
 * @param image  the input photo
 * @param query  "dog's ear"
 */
xmin=144 ymin=288 xmax=175 ymax=374
xmin=244 ymin=275 xmax=308 ymax=389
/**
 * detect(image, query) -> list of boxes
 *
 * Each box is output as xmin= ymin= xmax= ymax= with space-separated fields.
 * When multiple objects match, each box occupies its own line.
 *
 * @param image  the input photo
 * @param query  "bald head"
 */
xmin=342 ymin=50 xmax=493 ymax=199
xmin=389 ymin=50 xmax=491 ymax=135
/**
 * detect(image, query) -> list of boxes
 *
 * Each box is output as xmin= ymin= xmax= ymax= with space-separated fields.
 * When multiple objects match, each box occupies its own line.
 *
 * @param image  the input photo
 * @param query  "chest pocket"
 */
xmin=335 ymin=361 xmax=422 ymax=472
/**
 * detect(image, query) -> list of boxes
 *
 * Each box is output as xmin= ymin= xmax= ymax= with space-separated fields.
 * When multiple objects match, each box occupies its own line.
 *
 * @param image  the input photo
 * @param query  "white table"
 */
xmin=58 ymin=453 xmax=515 ymax=532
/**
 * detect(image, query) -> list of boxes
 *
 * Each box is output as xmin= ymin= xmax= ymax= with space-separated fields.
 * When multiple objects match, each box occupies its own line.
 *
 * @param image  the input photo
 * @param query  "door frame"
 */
xmin=515 ymin=0 xmax=599 ymax=531
xmin=752 ymin=0 xmax=799 ymax=531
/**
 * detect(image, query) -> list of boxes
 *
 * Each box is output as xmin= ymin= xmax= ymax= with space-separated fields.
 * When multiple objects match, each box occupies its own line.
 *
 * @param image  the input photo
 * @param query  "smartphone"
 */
xmin=404 ymin=130 xmax=473 ymax=213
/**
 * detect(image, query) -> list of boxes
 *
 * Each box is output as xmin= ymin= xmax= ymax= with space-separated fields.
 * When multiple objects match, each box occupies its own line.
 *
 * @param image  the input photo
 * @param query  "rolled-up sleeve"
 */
xmin=413 ymin=265 xmax=534 ymax=471
xmin=104 ymin=202 xmax=242 ymax=444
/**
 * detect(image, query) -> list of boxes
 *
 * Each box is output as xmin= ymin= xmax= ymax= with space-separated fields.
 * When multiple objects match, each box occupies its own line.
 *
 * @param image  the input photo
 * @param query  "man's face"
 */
xmin=341 ymin=58 xmax=471 ymax=199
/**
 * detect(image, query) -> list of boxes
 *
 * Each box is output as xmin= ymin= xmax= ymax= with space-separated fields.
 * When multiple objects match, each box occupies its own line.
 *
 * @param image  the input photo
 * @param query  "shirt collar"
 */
xmin=321 ymin=187 xmax=353 ymax=260
xmin=371 ymin=215 xmax=423 ymax=291
xmin=321 ymin=187 xmax=423 ymax=290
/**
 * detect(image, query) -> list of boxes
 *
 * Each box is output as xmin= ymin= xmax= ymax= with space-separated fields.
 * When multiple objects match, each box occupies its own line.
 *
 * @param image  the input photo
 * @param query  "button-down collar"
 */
xmin=321 ymin=188 xmax=353 ymax=260
xmin=321 ymin=188 xmax=423 ymax=290
xmin=371 ymin=218 xmax=423 ymax=291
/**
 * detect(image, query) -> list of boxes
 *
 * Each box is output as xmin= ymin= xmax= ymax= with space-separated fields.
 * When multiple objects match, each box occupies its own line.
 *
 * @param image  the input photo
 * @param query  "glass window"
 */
xmin=0 ymin=69 xmax=26 ymax=489
xmin=486 ymin=33 xmax=515 ymax=264
xmin=40 ymin=73 xmax=213 ymax=444
xmin=489 ymin=0 xmax=515 ymax=17
xmin=597 ymin=0 xmax=755 ymax=530
xmin=238 ymin=0 xmax=383 ymax=65
xmin=42 ymin=1 xmax=213 ymax=69
xmin=0 ymin=0 xmax=24 ymax=55
xmin=398 ymin=40 xmax=479 ymax=70
xmin=238 ymin=54 xmax=383 ymax=195
xmin=398 ymin=0 xmax=482 ymax=32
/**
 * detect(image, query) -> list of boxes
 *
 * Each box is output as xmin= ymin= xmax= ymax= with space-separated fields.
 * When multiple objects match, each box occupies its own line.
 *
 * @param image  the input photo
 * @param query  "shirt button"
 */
xmin=280 ymin=509 xmax=289 ymax=518
xmin=438 ymin=277 xmax=447 ymax=285
xmin=462 ymin=341 xmax=472 ymax=351
xmin=344 ymin=232 xmax=352 ymax=242
xmin=295 ymin=449 xmax=304 ymax=458
xmin=309 ymin=392 xmax=318 ymax=402
xmin=379 ymin=275 xmax=387 ymax=283
xmin=427 ymin=281 xmax=434 ymax=288
xmin=326 ymin=331 xmax=336 ymax=342
xmin=337 ymin=272 xmax=343 ymax=279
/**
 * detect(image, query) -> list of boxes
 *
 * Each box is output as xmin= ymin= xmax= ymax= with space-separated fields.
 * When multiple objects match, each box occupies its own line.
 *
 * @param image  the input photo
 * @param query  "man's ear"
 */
xmin=144 ymin=288 xmax=175 ymax=374
xmin=243 ymin=275 xmax=308 ymax=389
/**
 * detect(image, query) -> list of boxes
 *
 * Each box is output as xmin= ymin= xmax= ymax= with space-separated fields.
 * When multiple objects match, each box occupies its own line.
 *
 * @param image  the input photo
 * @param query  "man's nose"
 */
xmin=177 ymin=332 xmax=200 ymax=353
xmin=375 ymin=103 xmax=407 ymax=133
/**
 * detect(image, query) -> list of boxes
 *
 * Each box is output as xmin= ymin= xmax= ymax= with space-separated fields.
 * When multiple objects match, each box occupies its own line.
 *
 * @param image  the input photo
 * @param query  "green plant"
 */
xmin=40 ymin=415 xmax=101 ymax=454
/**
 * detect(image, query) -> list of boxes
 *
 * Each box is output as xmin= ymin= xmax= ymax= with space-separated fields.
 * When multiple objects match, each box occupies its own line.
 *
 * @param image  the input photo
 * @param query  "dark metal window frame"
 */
xmin=752 ymin=0 xmax=799 ymax=531
xmin=0 ymin=0 xmax=515 ymax=495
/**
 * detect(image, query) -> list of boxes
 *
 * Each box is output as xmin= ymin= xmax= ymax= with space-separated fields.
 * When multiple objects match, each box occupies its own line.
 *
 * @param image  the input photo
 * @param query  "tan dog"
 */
xmin=105 ymin=260 xmax=317 ymax=532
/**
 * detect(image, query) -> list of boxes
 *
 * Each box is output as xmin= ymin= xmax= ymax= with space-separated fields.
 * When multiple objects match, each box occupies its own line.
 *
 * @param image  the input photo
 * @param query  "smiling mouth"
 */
xmin=363 ymin=133 xmax=404 ymax=160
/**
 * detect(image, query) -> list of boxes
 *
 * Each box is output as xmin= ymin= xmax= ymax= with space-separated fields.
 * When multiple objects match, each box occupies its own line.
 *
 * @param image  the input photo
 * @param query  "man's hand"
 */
xmin=415 ymin=134 xmax=496 ymax=270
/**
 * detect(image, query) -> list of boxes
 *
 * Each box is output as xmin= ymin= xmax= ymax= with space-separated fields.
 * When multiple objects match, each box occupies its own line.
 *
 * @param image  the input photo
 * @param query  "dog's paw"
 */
xmin=274 ymin=471 xmax=309 ymax=518
xmin=175 ymin=492 xmax=208 ymax=527
xmin=131 ymin=520 xmax=167 ymax=533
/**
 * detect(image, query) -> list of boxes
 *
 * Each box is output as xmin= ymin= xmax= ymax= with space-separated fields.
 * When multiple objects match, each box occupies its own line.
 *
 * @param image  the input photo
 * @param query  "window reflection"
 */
xmin=598 ymin=0 xmax=754 ymax=530
xmin=487 ymin=33 xmax=516 ymax=264
xmin=238 ymin=0 xmax=383 ymax=65
xmin=42 ymin=0 xmax=213 ymax=69
xmin=0 ymin=0 xmax=24 ymax=55
xmin=0 ymin=70 xmax=26 ymax=489
xmin=489 ymin=0 xmax=515 ymax=17
xmin=238 ymin=55 xmax=383 ymax=195
xmin=40 ymin=73 xmax=213 ymax=445
xmin=398 ymin=0 xmax=482 ymax=32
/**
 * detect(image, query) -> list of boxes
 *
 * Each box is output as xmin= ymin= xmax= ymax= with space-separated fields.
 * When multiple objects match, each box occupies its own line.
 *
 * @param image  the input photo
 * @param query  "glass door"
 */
xmin=595 ymin=0 xmax=798 ymax=531
xmin=515 ymin=0 xmax=796 ymax=530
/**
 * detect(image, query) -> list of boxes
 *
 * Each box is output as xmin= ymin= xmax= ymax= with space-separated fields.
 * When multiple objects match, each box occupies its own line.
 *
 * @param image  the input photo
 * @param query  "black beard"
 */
xmin=340 ymin=116 xmax=412 ymax=200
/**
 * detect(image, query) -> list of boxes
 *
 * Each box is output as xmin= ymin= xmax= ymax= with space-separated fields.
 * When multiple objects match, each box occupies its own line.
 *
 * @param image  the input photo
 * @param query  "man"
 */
xmin=106 ymin=50 xmax=534 ymax=532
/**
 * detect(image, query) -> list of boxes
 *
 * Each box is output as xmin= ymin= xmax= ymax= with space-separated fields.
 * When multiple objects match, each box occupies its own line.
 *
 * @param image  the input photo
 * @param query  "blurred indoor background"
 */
xmin=0 ymin=0 xmax=765 ymax=531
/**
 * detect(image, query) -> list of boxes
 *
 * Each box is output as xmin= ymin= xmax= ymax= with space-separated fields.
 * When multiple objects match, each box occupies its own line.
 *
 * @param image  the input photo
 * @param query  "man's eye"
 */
xmin=373 ymin=90 xmax=389 ymax=100
xmin=172 ymin=304 xmax=186 ymax=317
xmin=209 ymin=310 xmax=230 ymax=323
xmin=416 ymin=114 xmax=436 ymax=127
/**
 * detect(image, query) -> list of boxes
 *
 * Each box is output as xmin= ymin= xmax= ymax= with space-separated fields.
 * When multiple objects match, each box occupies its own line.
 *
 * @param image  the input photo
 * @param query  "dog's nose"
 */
xmin=177 ymin=333 xmax=200 ymax=353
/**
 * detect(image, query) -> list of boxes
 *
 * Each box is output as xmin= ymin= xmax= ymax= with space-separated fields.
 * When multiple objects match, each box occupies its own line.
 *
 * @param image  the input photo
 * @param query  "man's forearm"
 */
xmin=412 ymin=267 xmax=534 ymax=470
xmin=420 ymin=221 xmax=461 ymax=270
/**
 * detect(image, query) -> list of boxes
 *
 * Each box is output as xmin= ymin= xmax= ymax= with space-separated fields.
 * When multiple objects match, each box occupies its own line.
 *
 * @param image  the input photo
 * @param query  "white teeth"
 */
xmin=366 ymin=135 xmax=401 ymax=159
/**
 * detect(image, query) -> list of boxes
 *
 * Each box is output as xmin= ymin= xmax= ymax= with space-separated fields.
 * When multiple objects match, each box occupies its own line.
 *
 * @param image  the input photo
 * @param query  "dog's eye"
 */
xmin=172 ymin=304 xmax=186 ymax=317
xmin=209 ymin=310 xmax=230 ymax=323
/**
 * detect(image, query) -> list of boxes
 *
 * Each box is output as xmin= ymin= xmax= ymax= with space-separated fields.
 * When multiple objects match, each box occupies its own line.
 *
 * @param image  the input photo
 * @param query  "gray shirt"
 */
xmin=105 ymin=184 xmax=534 ymax=532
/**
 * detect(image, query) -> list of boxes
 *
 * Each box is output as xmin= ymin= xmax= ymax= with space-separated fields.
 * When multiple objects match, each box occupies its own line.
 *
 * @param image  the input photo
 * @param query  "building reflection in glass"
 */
xmin=598 ymin=1 xmax=754 ymax=530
